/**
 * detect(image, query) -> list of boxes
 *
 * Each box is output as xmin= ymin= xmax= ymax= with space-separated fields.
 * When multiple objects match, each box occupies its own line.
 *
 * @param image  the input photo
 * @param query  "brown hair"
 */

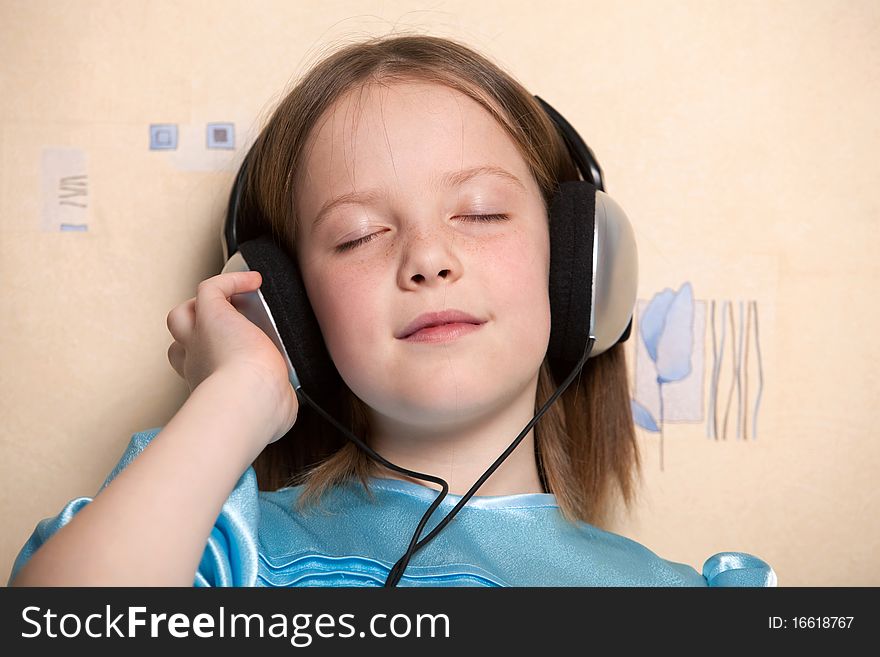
xmin=239 ymin=31 xmax=642 ymax=529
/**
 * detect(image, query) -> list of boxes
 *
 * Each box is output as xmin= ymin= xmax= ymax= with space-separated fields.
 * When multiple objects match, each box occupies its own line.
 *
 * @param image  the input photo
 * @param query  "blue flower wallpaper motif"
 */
xmin=631 ymin=283 xmax=764 ymax=471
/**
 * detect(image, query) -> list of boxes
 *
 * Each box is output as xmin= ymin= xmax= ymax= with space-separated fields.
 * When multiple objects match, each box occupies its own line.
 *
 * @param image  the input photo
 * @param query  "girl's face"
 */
xmin=293 ymin=81 xmax=551 ymax=430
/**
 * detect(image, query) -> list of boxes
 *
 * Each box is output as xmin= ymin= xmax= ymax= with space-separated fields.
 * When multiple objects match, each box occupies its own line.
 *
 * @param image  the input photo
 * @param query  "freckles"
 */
xmin=485 ymin=228 xmax=528 ymax=263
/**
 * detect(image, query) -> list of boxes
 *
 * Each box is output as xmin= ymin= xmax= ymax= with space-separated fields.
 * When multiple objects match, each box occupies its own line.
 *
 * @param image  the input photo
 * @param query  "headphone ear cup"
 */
xmin=235 ymin=235 xmax=344 ymax=408
xmin=593 ymin=189 xmax=638 ymax=353
xmin=547 ymin=180 xmax=596 ymax=384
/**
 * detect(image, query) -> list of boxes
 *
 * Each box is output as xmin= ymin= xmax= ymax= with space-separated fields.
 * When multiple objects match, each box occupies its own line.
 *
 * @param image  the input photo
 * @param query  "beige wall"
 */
xmin=1 ymin=0 xmax=877 ymax=586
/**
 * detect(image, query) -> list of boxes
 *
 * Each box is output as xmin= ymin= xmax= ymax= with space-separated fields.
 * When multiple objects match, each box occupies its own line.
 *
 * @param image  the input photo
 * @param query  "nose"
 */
xmin=411 ymin=268 xmax=450 ymax=283
xmin=398 ymin=227 xmax=461 ymax=289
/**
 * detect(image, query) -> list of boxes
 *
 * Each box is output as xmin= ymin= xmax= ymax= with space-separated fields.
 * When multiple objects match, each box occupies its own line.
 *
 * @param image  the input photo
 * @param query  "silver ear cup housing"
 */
xmin=592 ymin=189 xmax=638 ymax=355
xmin=220 ymin=250 xmax=302 ymax=408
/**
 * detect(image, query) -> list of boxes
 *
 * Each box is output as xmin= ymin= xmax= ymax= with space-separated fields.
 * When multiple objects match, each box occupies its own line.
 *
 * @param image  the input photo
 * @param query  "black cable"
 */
xmin=293 ymin=389 xmax=452 ymax=582
xmin=295 ymin=336 xmax=595 ymax=587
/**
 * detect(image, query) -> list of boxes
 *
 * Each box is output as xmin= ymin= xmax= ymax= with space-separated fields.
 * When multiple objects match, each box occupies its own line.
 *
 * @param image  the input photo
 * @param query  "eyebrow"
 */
xmin=309 ymin=164 xmax=527 ymax=232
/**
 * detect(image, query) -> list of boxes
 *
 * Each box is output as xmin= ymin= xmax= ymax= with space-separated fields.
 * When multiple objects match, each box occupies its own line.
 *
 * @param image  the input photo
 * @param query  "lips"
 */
xmin=396 ymin=309 xmax=486 ymax=339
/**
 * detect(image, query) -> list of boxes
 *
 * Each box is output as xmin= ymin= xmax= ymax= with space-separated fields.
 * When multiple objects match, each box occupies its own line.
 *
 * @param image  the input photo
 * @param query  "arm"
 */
xmin=9 ymin=369 xmax=277 ymax=586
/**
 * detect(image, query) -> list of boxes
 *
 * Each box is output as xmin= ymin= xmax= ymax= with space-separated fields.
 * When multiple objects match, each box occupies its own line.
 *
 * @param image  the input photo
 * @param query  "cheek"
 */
xmin=490 ymin=226 xmax=550 ymax=315
xmin=304 ymin=266 xmax=382 ymax=361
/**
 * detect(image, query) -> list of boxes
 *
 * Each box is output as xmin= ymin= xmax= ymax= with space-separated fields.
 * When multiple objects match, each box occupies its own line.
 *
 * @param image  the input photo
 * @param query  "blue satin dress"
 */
xmin=7 ymin=427 xmax=777 ymax=587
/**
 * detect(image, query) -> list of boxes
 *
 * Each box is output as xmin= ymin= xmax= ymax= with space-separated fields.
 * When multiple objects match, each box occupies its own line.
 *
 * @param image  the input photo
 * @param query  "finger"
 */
xmin=167 ymin=340 xmax=186 ymax=378
xmin=166 ymin=298 xmax=196 ymax=342
xmin=196 ymin=270 xmax=262 ymax=310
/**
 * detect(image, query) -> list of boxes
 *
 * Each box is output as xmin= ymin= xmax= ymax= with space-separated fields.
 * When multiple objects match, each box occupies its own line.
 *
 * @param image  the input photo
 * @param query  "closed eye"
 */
xmin=334 ymin=214 xmax=510 ymax=253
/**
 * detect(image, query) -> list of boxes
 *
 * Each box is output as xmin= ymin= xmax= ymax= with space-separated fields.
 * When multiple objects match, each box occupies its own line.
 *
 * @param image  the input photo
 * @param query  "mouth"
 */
xmin=396 ymin=309 xmax=487 ymax=341
xmin=401 ymin=321 xmax=485 ymax=344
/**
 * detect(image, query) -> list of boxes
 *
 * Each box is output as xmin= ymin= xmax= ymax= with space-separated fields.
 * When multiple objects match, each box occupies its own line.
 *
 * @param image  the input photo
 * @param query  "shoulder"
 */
xmin=121 ymin=426 xmax=263 ymax=586
xmin=701 ymin=551 xmax=778 ymax=586
xmin=561 ymin=520 xmax=777 ymax=587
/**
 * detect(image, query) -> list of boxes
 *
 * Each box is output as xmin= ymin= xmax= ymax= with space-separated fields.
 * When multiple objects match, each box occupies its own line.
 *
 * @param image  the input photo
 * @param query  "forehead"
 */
xmin=294 ymin=81 xmax=531 ymax=207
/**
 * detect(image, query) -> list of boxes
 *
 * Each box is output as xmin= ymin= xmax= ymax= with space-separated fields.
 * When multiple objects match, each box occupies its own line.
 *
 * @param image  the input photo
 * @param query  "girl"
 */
xmin=8 ymin=33 xmax=775 ymax=587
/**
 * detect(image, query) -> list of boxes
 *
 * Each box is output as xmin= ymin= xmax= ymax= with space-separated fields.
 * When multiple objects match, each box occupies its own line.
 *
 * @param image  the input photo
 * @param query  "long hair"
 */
xmin=238 ymin=32 xmax=642 ymax=529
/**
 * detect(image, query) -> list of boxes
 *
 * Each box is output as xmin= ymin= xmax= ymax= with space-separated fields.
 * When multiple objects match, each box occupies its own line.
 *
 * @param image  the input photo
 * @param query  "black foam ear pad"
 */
xmin=547 ymin=180 xmax=596 ymax=384
xmin=236 ymin=235 xmax=343 ymax=407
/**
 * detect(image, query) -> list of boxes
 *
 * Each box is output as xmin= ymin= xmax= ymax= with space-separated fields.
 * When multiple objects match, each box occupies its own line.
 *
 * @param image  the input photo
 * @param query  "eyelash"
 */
xmin=334 ymin=214 xmax=510 ymax=253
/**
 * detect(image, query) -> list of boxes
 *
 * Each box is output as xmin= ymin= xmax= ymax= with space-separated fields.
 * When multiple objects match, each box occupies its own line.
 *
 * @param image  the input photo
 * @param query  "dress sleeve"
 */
xmin=6 ymin=426 xmax=261 ymax=587
xmin=701 ymin=551 xmax=778 ymax=587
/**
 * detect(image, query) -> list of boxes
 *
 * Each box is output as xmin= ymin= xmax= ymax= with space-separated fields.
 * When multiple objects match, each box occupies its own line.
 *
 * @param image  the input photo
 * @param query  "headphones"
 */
xmin=219 ymin=94 xmax=638 ymax=587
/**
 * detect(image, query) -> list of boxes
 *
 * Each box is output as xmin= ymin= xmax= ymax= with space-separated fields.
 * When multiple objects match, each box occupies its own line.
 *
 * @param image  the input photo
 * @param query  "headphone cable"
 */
xmin=295 ymin=336 xmax=595 ymax=587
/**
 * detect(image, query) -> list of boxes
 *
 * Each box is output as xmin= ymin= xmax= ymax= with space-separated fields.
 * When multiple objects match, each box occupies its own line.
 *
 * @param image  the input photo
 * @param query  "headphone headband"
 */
xmin=533 ymin=95 xmax=604 ymax=192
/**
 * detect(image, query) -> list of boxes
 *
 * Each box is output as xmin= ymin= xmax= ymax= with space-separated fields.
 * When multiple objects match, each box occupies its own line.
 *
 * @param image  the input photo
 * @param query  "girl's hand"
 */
xmin=165 ymin=270 xmax=299 ymax=443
